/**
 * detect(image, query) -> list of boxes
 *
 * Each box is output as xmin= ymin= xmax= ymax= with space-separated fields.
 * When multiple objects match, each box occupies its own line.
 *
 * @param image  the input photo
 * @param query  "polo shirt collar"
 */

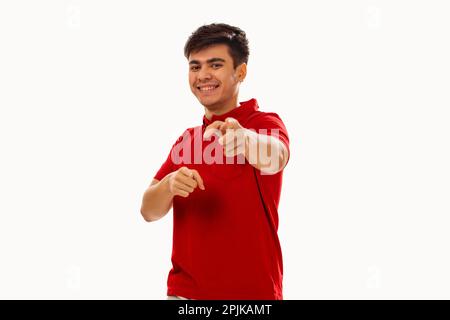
xmin=202 ymin=98 xmax=259 ymax=127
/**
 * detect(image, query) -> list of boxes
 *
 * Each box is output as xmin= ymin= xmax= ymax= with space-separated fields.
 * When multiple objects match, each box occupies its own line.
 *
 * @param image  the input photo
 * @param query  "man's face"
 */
xmin=188 ymin=44 xmax=246 ymax=111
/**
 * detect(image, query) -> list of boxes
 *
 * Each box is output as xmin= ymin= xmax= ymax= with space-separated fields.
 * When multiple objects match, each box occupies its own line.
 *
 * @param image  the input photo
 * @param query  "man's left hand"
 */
xmin=203 ymin=117 xmax=247 ymax=157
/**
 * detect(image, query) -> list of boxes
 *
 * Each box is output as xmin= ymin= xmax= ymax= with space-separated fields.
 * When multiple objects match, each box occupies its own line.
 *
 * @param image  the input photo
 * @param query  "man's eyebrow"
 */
xmin=189 ymin=58 xmax=226 ymax=65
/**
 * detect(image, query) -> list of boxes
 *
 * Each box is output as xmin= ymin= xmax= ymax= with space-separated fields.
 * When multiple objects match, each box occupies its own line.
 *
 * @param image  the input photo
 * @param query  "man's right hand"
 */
xmin=168 ymin=166 xmax=205 ymax=198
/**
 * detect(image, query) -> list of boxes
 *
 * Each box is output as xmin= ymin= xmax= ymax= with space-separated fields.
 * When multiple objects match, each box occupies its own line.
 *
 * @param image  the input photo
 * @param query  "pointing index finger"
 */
xmin=190 ymin=169 xmax=205 ymax=190
xmin=203 ymin=120 xmax=225 ymax=139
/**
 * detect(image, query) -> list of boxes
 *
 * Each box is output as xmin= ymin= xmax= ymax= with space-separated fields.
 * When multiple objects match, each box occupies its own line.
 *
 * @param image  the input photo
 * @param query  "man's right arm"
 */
xmin=140 ymin=176 xmax=173 ymax=222
xmin=140 ymin=167 xmax=205 ymax=222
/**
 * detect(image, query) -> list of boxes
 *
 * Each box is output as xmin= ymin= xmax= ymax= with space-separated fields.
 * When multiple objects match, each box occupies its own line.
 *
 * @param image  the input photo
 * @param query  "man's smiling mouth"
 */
xmin=197 ymin=84 xmax=220 ymax=92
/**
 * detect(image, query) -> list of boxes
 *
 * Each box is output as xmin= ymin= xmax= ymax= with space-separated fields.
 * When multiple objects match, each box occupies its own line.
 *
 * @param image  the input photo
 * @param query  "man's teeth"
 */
xmin=199 ymin=86 xmax=217 ymax=91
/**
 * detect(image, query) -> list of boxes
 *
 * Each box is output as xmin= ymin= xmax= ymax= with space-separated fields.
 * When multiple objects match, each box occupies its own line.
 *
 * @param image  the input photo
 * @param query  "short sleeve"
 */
xmin=247 ymin=112 xmax=290 ymax=166
xmin=153 ymin=151 xmax=174 ymax=181
xmin=153 ymin=132 xmax=185 ymax=181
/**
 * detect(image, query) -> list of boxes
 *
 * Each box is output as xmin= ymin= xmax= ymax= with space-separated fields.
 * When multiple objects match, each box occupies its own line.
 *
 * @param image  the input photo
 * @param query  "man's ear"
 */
xmin=236 ymin=63 xmax=247 ymax=82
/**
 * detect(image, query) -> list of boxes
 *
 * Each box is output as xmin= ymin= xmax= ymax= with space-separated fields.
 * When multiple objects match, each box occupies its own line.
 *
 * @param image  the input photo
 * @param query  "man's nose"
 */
xmin=198 ymin=67 xmax=212 ymax=81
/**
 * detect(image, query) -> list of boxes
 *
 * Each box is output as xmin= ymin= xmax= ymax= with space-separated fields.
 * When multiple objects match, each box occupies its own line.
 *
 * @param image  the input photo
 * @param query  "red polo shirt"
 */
xmin=153 ymin=98 xmax=289 ymax=300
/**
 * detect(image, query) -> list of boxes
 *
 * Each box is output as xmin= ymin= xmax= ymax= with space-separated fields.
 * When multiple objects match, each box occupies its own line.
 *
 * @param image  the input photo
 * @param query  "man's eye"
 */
xmin=190 ymin=66 xmax=200 ymax=71
xmin=212 ymin=64 xmax=223 ymax=68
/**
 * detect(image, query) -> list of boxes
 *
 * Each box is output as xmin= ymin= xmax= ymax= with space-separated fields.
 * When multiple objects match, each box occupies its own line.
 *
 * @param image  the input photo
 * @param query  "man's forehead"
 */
xmin=188 ymin=45 xmax=230 ymax=63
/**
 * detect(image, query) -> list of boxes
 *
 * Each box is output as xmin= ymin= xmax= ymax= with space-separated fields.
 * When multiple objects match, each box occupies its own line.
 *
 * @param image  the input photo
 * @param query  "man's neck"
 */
xmin=204 ymin=96 xmax=239 ymax=120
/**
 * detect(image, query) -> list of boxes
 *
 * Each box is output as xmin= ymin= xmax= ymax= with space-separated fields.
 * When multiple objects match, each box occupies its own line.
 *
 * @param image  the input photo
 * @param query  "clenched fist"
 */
xmin=168 ymin=166 xmax=205 ymax=198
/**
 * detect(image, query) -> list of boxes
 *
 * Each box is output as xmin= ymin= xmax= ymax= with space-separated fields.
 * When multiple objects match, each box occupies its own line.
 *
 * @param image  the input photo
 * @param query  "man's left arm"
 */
xmin=204 ymin=117 xmax=289 ymax=175
xmin=243 ymin=128 xmax=289 ymax=174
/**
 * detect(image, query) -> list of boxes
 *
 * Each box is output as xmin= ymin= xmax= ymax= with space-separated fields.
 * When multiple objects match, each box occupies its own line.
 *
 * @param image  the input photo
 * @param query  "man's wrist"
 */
xmin=243 ymin=129 xmax=257 ymax=164
xmin=161 ymin=173 xmax=174 ymax=196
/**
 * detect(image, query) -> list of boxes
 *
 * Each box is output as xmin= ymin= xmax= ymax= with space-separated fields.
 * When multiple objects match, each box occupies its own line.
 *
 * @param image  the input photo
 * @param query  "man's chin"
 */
xmin=198 ymin=97 xmax=221 ymax=109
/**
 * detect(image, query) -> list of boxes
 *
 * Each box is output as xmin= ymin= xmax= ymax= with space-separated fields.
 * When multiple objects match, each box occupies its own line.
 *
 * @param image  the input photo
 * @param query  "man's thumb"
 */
xmin=203 ymin=120 xmax=225 ymax=139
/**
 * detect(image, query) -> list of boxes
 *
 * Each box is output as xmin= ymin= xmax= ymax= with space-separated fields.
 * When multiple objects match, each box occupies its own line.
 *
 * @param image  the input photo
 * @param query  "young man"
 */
xmin=140 ymin=23 xmax=290 ymax=300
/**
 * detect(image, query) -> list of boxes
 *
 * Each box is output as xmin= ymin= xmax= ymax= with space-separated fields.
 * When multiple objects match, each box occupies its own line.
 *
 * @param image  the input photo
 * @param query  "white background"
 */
xmin=0 ymin=0 xmax=449 ymax=299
